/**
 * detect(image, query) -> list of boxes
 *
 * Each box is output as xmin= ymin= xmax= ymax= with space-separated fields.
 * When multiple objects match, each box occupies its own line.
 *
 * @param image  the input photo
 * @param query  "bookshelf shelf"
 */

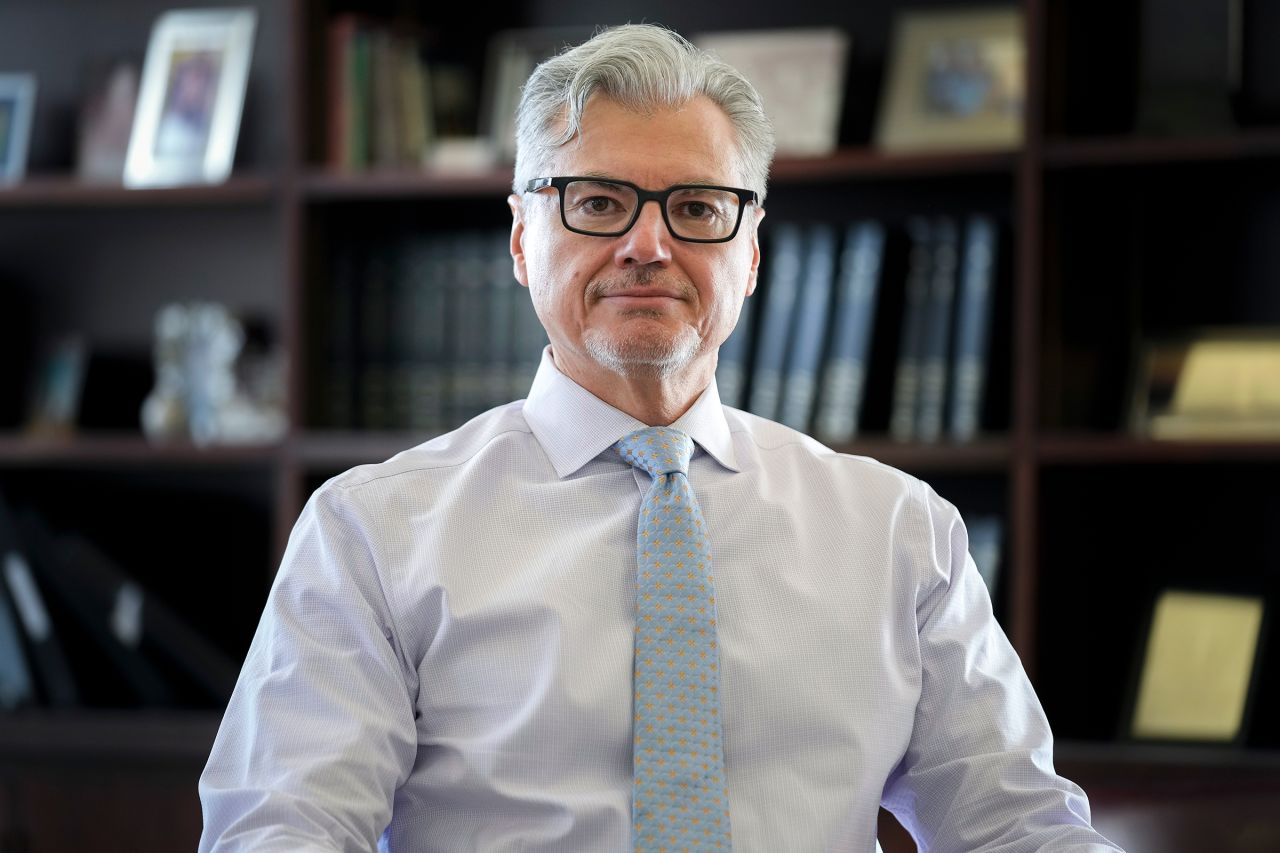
xmin=770 ymin=147 xmax=1018 ymax=183
xmin=0 ymin=711 xmax=220 ymax=764
xmin=1035 ymin=434 xmax=1280 ymax=465
xmin=0 ymin=433 xmax=283 ymax=468
xmin=301 ymin=167 xmax=517 ymax=200
xmin=832 ymin=437 xmax=1012 ymax=473
xmin=291 ymin=430 xmax=429 ymax=468
xmin=0 ymin=175 xmax=280 ymax=208
xmin=1042 ymin=129 xmax=1280 ymax=169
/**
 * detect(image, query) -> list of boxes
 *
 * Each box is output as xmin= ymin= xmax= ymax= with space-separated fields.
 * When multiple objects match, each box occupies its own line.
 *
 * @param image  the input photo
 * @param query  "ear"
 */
xmin=507 ymin=193 xmax=530 ymax=288
xmin=744 ymin=205 xmax=765 ymax=297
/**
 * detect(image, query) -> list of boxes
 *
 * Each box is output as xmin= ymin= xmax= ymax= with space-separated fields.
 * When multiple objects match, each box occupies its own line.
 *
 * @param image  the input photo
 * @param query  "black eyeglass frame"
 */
xmin=525 ymin=176 xmax=759 ymax=244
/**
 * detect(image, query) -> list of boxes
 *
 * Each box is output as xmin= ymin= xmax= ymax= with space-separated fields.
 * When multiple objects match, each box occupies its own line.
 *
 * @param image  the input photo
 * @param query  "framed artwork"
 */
xmin=874 ymin=7 xmax=1024 ymax=153
xmin=0 ymin=73 xmax=37 ymax=185
xmin=696 ymin=28 xmax=850 ymax=157
xmin=124 ymin=8 xmax=257 ymax=187
xmin=1123 ymin=589 xmax=1266 ymax=744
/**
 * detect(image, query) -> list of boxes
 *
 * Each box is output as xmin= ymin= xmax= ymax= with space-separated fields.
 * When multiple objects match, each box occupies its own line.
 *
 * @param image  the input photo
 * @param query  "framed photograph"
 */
xmin=124 ymin=8 xmax=257 ymax=187
xmin=1122 ymin=589 xmax=1266 ymax=744
xmin=0 ymin=73 xmax=37 ymax=185
xmin=696 ymin=28 xmax=850 ymax=157
xmin=874 ymin=7 xmax=1024 ymax=153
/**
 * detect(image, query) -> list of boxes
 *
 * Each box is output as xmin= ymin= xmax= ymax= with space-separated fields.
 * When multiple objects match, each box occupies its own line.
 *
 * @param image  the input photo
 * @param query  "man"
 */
xmin=200 ymin=24 xmax=1121 ymax=852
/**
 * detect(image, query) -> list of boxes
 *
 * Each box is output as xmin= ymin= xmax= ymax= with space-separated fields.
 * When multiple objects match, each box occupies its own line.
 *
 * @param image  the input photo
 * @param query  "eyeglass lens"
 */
xmin=560 ymin=180 xmax=742 ymax=240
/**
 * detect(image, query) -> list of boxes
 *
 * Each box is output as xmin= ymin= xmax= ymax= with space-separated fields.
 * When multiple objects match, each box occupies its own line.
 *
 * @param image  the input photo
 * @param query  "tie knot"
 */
xmin=616 ymin=427 xmax=694 ymax=477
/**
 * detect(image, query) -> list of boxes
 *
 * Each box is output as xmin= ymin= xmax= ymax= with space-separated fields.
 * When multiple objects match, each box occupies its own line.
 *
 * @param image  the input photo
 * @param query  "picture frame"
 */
xmin=874 ymin=7 xmax=1025 ymax=153
xmin=25 ymin=334 xmax=89 ymax=438
xmin=0 ymin=73 xmax=37 ymax=185
xmin=696 ymin=28 xmax=851 ymax=158
xmin=124 ymin=8 xmax=257 ymax=188
xmin=1121 ymin=589 xmax=1267 ymax=745
xmin=1128 ymin=327 xmax=1280 ymax=440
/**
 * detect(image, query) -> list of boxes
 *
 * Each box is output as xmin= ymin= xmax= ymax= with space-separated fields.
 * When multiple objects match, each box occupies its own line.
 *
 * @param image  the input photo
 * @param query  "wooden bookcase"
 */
xmin=3 ymin=1 xmax=1280 ymax=850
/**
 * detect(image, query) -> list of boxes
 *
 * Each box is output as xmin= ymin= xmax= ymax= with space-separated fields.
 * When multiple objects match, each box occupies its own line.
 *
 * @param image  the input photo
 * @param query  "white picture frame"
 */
xmin=0 ymin=73 xmax=37 ymax=185
xmin=874 ymin=7 xmax=1025 ymax=153
xmin=124 ymin=8 xmax=257 ymax=188
xmin=696 ymin=28 xmax=850 ymax=158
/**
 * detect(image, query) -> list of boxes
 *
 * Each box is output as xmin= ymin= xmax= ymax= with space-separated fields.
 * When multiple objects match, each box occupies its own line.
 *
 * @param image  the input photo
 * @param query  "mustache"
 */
xmin=586 ymin=269 xmax=698 ymax=300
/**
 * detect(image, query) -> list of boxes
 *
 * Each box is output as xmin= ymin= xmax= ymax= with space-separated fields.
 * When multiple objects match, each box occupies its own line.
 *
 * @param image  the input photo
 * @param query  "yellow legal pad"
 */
xmin=1132 ymin=591 xmax=1265 ymax=741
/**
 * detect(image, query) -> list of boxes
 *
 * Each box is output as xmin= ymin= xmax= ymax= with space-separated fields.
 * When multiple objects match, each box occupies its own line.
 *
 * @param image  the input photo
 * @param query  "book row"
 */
xmin=718 ymin=214 xmax=1002 ymax=444
xmin=316 ymin=228 xmax=547 ymax=432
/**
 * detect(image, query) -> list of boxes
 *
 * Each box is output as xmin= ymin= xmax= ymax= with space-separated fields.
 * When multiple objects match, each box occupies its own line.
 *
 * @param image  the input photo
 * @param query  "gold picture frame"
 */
xmin=1125 ymin=589 xmax=1266 ymax=744
xmin=874 ymin=7 xmax=1024 ymax=153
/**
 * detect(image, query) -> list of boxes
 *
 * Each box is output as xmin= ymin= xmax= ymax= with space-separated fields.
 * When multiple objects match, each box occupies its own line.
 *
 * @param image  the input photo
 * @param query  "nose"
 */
xmin=613 ymin=199 xmax=673 ymax=269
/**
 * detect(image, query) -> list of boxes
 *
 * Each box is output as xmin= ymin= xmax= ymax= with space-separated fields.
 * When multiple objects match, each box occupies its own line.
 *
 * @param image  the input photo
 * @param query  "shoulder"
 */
xmin=319 ymin=401 xmax=535 ymax=506
xmin=723 ymin=405 xmax=925 ymax=498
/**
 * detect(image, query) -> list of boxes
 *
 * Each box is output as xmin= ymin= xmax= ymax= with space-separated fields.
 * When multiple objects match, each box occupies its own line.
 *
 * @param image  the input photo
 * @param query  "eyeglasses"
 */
xmin=525 ymin=176 xmax=758 ymax=243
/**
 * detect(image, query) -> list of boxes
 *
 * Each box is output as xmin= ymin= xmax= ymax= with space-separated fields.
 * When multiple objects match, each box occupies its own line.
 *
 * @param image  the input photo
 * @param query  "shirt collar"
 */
xmin=522 ymin=347 xmax=741 ymax=478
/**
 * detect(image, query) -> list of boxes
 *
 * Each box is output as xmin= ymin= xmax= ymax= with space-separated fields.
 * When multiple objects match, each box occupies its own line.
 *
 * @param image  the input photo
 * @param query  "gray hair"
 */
xmin=513 ymin=24 xmax=776 ymax=202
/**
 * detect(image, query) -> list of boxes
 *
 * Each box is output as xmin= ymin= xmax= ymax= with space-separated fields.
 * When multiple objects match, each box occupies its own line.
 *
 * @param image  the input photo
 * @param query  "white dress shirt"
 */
xmin=199 ymin=348 xmax=1121 ymax=852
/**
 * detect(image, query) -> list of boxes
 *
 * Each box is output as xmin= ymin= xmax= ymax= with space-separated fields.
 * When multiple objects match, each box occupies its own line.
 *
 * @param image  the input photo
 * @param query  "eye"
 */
xmin=582 ymin=196 xmax=621 ymax=214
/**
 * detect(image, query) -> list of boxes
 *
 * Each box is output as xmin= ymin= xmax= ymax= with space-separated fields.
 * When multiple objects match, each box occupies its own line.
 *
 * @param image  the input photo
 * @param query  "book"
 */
xmin=17 ymin=510 xmax=173 ymax=706
xmin=486 ymin=230 xmax=518 ymax=411
xmin=359 ymin=243 xmax=393 ymax=430
xmin=948 ymin=215 xmax=998 ymax=442
xmin=399 ymin=234 xmax=449 ymax=433
xmin=916 ymin=216 xmax=960 ymax=443
xmin=780 ymin=223 xmax=838 ymax=432
xmin=748 ymin=223 xmax=805 ymax=422
xmin=0 ymin=556 xmax=36 ymax=710
xmin=56 ymin=533 xmax=240 ymax=703
xmin=0 ymin=493 xmax=77 ymax=708
xmin=327 ymin=14 xmax=371 ymax=171
xmin=448 ymin=232 xmax=492 ymax=425
xmin=324 ymin=242 xmax=360 ymax=429
xmin=967 ymin=515 xmax=1003 ymax=599
xmin=889 ymin=217 xmax=934 ymax=442
xmin=715 ymin=285 xmax=756 ymax=410
xmin=814 ymin=220 xmax=886 ymax=444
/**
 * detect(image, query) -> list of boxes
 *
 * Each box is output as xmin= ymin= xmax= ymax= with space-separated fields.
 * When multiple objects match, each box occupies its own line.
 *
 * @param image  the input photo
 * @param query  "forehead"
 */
xmin=551 ymin=94 xmax=744 ymax=188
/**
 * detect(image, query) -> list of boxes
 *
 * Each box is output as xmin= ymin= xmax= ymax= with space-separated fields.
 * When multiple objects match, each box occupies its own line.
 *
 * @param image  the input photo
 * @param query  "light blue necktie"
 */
xmin=616 ymin=426 xmax=732 ymax=851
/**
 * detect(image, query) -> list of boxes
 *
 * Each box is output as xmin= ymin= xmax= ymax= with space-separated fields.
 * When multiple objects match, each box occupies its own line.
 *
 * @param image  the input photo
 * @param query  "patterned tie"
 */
xmin=616 ymin=426 xmax=732 ymax=851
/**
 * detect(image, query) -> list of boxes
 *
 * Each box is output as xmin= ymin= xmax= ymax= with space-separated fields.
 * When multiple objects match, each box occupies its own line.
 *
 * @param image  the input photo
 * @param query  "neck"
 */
xmin=550 ymin=347 xmax=714 ymax=426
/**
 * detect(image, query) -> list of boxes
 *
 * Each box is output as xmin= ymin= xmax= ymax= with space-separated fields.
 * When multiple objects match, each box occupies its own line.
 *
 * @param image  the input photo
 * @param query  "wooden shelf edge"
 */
xmin=302 ymin=167 xmax=516 ymax=199
xmin=291 ymin=431 xmax=432 ymax=468
xmin=1036 ymin=434 xmax=1280 ymax=465
xmin=832 ymin=437 xmax=1012 ymax=472
xmin=770 ymin=147 xmax=1018 ymax=182
xmin=0 ymin=710 xmax=222 ymax=764
xmin=1056 ymin=739 xmax=1280 ymax=789
xmin=1044 ymin=128 xmax=1280 ymax=169
xmin=0 ymin=175 xmax=280 ymax=208
xmin=0 ymin=433 xmax=284 ymax=467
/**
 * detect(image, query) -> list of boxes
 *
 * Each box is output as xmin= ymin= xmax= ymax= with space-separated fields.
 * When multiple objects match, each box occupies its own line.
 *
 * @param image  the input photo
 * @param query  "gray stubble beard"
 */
xmin=583 ymin=310 xmax=703 ymax=379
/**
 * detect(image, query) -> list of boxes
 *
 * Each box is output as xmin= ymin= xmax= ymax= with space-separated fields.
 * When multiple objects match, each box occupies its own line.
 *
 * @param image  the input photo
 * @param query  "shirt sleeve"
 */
xmin=880 ymin=480 xmax=1124 ymax=852
xmin=198 ymin=482 xmax=419 ymax=853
